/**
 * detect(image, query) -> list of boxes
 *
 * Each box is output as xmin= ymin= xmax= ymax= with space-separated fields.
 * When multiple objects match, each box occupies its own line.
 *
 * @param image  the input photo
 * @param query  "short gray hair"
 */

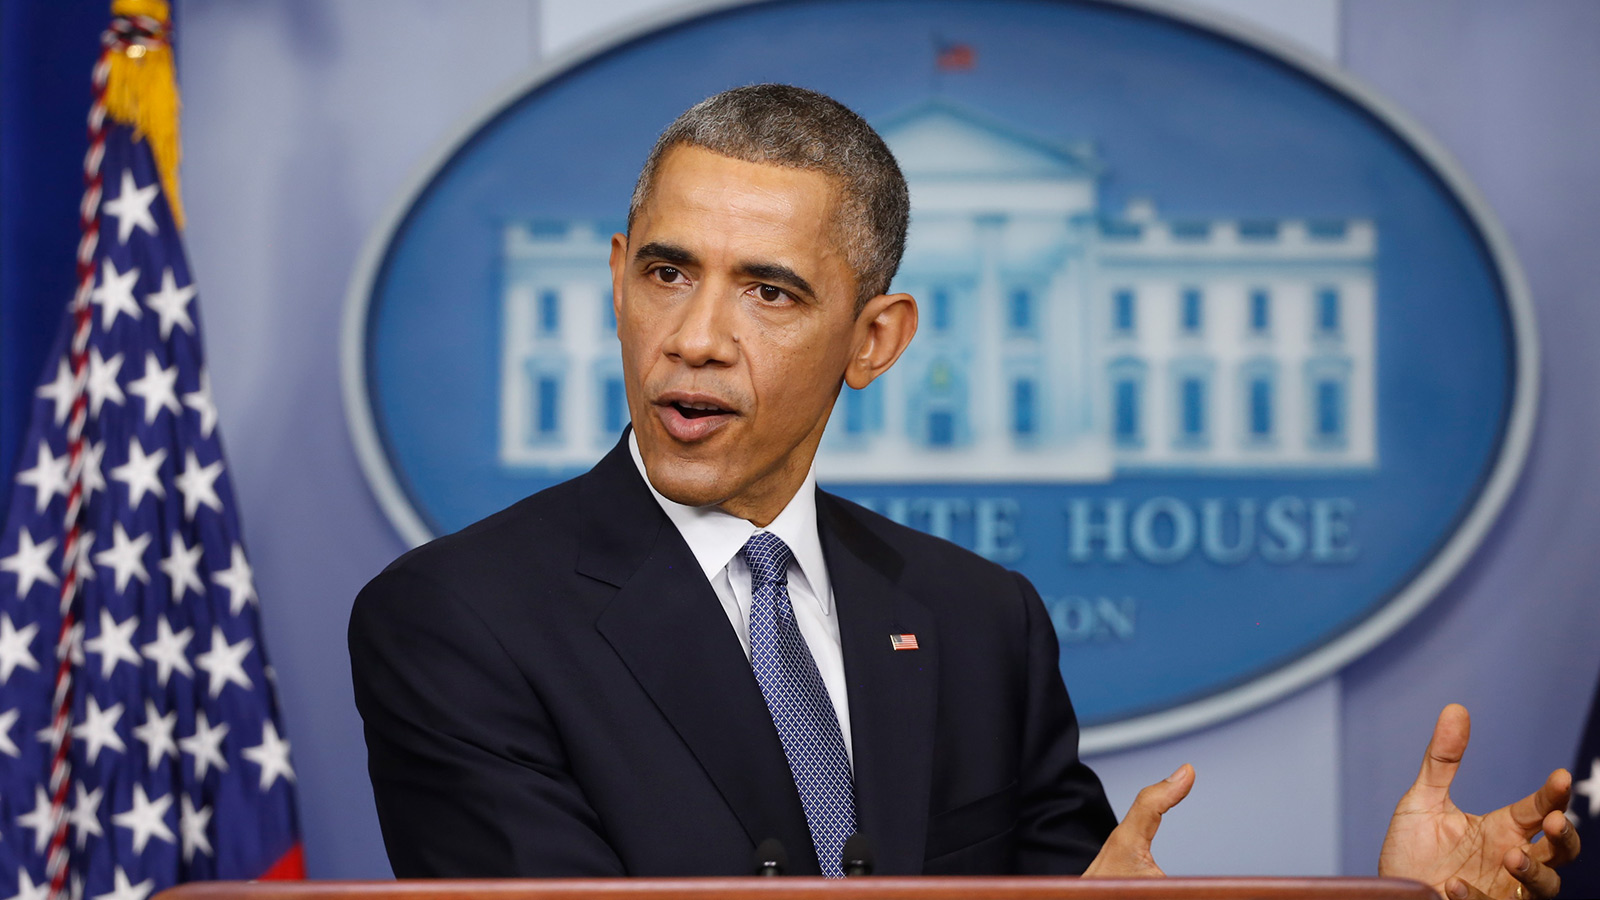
xmin=628 ymin=84 xmax=910 ymax=310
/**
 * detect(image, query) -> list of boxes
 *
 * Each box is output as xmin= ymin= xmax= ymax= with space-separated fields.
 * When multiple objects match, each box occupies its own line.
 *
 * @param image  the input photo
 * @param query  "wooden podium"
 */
xmin=156 ymin=878 xmax=1437 ymax=900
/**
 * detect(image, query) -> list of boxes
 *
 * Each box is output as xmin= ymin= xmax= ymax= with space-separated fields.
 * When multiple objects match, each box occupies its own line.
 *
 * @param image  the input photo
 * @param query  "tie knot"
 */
xmin=740 ymin=532 xmax=793 ymax=585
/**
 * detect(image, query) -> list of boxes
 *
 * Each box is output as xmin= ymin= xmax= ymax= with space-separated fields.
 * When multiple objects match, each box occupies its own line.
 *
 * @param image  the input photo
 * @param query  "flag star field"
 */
xmin=0 ymin=117 xmax=301 ymax=896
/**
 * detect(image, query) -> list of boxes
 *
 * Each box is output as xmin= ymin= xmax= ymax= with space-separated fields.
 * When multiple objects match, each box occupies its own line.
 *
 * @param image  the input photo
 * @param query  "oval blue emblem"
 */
xmin=343 ymin=0 xmax=1535 ymax=751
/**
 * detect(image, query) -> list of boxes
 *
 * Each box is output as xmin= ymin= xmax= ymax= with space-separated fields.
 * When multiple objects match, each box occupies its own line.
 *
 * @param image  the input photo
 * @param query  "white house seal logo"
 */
xmin=343 ymin=0 xmax=1536 ymax=751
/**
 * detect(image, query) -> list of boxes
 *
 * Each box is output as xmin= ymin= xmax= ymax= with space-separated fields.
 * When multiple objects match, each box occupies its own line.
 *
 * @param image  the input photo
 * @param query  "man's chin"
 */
xmin=639 ymin=453 xmax=736 ymax=509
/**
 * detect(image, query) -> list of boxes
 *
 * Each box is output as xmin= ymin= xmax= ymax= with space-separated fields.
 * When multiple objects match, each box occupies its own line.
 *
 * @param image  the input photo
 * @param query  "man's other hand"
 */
xmin=1379 ymin=704 xmax=1581 ymax=899
xmin=1081 ymin=763 xmax=1194 ymax=877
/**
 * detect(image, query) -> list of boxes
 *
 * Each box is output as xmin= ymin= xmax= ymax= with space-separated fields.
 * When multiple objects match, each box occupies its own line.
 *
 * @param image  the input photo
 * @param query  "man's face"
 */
xmin=610 ymin=145 xmax=865 ymax=523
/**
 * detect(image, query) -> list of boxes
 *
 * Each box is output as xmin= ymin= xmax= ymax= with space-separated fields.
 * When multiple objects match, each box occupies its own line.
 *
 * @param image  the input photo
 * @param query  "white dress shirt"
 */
xmin=629 ymin=433 xmax=854 ymax=766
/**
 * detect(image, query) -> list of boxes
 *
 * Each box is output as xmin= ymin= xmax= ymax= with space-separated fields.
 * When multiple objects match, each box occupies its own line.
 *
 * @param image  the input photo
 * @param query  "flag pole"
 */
xmin=4 ymin=0 xmax=302 ymax=892
xmin=44 ymin=5 xmax=176 ymax=897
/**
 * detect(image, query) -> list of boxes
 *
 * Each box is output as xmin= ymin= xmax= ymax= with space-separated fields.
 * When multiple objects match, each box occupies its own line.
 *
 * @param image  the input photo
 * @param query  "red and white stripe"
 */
xmin=44 ymin=15 xmax=166 ymax=899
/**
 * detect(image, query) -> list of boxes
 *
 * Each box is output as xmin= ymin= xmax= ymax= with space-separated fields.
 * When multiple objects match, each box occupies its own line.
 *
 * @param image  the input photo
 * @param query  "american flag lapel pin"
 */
xmin=889 ymin=633 xmax=920 ymax=651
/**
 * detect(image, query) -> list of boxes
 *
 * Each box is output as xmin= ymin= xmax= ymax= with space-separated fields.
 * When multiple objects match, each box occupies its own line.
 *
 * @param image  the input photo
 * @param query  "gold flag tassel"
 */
xmin=104 ymin=0 xmax=184 ymax=229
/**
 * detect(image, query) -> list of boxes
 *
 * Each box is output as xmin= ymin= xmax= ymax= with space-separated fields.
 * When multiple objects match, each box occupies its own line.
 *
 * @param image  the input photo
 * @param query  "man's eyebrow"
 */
xmin=737 ymin=261 xmax=816 ymax=300
xmin=633 ymin=241 xmax=697 ymax=267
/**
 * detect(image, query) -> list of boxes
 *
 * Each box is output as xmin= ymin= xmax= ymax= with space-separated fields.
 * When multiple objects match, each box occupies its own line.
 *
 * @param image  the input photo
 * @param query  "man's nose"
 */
xmin=661 ymin=281 xmax=738 ymax=367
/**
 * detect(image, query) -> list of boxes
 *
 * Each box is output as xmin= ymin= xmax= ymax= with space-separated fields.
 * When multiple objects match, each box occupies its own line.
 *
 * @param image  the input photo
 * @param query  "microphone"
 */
xmin=752 ymin=838 xmax=788 ymax=876
xmin=841 ymin=832 xmax=875 ymax=877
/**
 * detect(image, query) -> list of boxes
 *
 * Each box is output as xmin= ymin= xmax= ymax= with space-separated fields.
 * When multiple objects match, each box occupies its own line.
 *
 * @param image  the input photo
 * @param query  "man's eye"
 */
xmin=756 ymin=284 xmax=787 ymax=303
xmin=655 ymin=266 xmax=682 ymax=283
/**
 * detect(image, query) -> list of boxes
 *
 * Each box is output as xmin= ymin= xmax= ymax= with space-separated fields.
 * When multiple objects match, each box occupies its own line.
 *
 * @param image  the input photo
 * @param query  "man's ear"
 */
xmin=608 ymin=232 xmax=628 ymax=325
xmin=845 ymin=292 xmax=918 ymax=390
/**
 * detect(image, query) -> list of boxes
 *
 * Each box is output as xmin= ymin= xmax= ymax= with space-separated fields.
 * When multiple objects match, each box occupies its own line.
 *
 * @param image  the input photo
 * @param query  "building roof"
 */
xmin=876 ymin=99 xmax=1101 ymax=181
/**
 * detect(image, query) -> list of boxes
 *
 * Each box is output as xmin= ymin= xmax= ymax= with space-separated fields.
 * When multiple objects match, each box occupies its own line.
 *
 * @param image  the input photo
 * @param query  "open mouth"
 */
xmin=671 ymin=400 xmax=731 ymax=419
xmin=655 ymin=395 xmax=738 ymax=442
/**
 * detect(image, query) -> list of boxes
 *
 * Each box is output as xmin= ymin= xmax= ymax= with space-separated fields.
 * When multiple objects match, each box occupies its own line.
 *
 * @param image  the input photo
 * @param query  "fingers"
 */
xmin=1086 ymin=764 xmax=1195 ymax=878
xmin=1413 ymin=704 xmax=1470 ymax=802
xmin=1119 ymin=764 xmax=1195 ymax=845
xmin=1504 ymin=845 xmax=1562 ymax=899
xmin=1442 ymin=877 xmax=1493 ymax=900
xmin=1508 ymin=769 xmax=1572 ymax=836
xmin=1440 ymin=825 xmax=1576 ymax=900
xmin=1530 ymin=808 xmax=1581 ymax=868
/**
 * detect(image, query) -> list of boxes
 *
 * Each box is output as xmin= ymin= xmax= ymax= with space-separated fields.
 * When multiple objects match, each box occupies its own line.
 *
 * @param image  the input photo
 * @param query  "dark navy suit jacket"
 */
xmin=349 ymin=435 xmax=1115 ymax=877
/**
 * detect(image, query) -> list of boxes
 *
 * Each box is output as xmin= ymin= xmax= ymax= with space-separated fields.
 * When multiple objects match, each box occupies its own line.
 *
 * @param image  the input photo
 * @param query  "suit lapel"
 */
xmin=580 ymin=438 xmax=817 ymax=871
xmin=820 ymin=494 xmax=939 ymax=875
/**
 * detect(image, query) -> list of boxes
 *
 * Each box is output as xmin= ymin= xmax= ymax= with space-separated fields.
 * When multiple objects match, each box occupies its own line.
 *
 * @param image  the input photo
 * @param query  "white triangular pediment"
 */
xmin=877 ymin=101 xmax=1098 ymax=181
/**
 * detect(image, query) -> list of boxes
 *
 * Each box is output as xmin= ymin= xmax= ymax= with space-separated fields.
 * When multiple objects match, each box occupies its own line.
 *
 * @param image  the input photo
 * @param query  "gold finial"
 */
xmin=104 ymin=0 xmax=184 ymax=228
xmin=111 ymin=0 xmax=170 ymax=22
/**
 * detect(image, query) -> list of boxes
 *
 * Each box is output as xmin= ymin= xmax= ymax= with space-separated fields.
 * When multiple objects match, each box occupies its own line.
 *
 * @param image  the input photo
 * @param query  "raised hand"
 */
xmin=1378 ymin=705 xmax=1581 ymax=899
xmin=1082 ymin=763 xmax=1195 ymax=877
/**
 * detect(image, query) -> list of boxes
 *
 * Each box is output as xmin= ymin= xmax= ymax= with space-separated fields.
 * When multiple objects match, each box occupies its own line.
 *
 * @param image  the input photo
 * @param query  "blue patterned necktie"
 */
xmin=741 ymin=531 xmax=857 ymax=877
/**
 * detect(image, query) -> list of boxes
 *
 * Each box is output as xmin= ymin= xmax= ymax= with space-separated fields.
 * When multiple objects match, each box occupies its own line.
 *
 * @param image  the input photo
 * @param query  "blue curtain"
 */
xmin=0 ymin=0 xmax=121 ymax=507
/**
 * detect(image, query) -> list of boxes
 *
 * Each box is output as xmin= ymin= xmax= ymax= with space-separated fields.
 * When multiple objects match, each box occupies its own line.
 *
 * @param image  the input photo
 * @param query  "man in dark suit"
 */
xmin=351 ymin=85 xmax=1578 ymax=896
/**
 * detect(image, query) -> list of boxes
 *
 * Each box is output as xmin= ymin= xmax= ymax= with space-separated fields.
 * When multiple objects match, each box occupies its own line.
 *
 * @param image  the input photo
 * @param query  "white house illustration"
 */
xmin=498 ymin=100 xmax=1377 ymax=480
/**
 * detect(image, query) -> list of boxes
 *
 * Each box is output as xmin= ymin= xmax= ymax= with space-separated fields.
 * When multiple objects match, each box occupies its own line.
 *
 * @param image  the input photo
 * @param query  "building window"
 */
xmin=1315 ymin=379 xmax=1345 ymax=443
xmin=1012 ymin=379 xmax=1036 ymax=437
xmin=536 ymin=375 xmax=561 ymax=436
xmin=1180 ymin=376 xmax=1206 ymax=440
xmin=1114 ymin=380 xmax=1140 ymax=447
xmin=1009 ymin=287 xmax=1034 ymax=332
xmin=920 ymin=359 xmax=964 ymax=448
xmin=1112 ymin=289 xmax=1136 ymax=335
xmin=538 ymin=289 xmax=561 ymax=335
xmin=1308 ymin=221 xmax=1348 ymax=240
xmin=1240 ymin=359 xmax=1279 ymax=446
xmin=1316 ymin=286 xmax=1341 ymax=335
xmin=1102 ymin=220 xmax=1142 ymax=240
xmin=1180 ymin=288 xmax=1203 ymax=335
xmin=931 ymin=287 xmax=951 ymax=331
xmin=1305 ymin=357 xmax=1351 ymax=449
xmin=1249 ymin=375 xmax=1273 ymax=438
xmin=1250 ymin=289 xmax=1270 ymax=334
xmin=1170 ymin=359 xmax=1214 ymax=449
xmin=603 ymin=377 xmax=626 ymax=434
xmin=1239 ymin=220 xmax=1279 ymax=240
xmin=1108 ymin=358 xmax=1147 ymax=449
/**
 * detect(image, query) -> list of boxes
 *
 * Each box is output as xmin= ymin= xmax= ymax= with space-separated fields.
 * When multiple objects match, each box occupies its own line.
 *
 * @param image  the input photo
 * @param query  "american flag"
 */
xmin=0 ymin=8 xmax=302 ymax=899
xmin=889 ymin=634 xmax=919 ymax=651
xmin=935 ymin=41 xmax=976 ymax=72
xmin=1566 ymin=670 xmax=1600 ymax=896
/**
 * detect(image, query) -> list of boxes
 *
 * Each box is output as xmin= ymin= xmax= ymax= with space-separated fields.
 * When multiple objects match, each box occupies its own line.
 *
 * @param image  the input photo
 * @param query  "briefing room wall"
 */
xmin=1335 ymin=0 xmax=1600 ymax=877
xmin=173 ymin=0 xmax=546 ymax=878
xmin=167 ymin=0 xmax=1598 ymax=880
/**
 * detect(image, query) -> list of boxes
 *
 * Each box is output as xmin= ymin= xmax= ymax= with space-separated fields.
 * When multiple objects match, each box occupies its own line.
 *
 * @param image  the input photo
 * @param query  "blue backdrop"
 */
xmin=0 ymin=0 xmax=114 ymax=506
xmin=359 ymin=0 xmax=1520 ymax=734
xmin=4 ymin=0 xmax=1595 ymax=883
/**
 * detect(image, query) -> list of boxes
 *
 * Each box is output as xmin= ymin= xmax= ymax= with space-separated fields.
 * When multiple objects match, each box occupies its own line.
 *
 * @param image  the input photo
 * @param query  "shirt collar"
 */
xmin=629 ymin=431 xmax=832 ymax=614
